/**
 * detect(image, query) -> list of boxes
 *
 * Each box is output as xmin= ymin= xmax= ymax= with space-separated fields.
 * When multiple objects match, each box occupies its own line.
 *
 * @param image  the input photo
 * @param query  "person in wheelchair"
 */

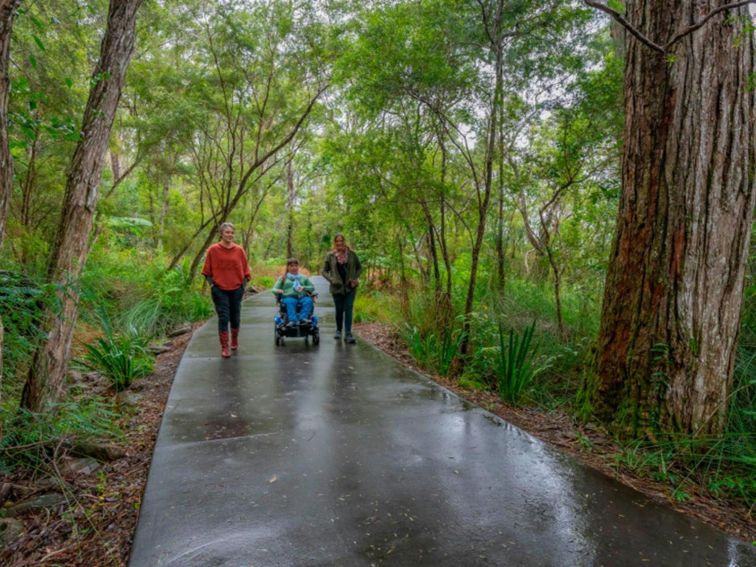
xmin=272 ymin=258 xmax=315 ymax=326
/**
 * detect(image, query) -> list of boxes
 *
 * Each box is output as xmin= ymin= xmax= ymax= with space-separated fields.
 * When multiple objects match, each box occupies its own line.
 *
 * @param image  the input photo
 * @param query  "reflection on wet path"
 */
xmin=129 ymin=277 xmax=754 ymax=566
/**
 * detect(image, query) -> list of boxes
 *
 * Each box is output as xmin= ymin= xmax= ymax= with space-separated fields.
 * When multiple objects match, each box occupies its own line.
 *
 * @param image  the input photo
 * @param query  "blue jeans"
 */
xmin=333 ymin=289 xmax=356 ymax=335
xmin=281 ymin=295 xmax=313 ymax=323
xmin=211 ymin=285 xmax=244 ymax=332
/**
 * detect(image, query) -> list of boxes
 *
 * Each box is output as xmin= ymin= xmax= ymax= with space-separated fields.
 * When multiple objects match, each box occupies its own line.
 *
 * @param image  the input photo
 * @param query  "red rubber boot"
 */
xmin=219 ymin=331 xmax=231 ymax=358
xmin=231 ymin=328 xmax=239 ymax=351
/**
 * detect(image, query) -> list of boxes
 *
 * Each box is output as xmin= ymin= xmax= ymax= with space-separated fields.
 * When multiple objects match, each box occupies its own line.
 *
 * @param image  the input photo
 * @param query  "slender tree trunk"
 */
xmin=495 ymin=94 xmax=507 ymax=298
xmin=0 ymin=0 xmax=20 ymax=244
xmin=437 ymin=135 xmax=453 ymax=304
xmin=461 ymin=32 xmax=502 ymax=355
xmin=286 ymin=161 xmax=295 ymax=258
xmin=545 ymin=244 xmax=564 ymax=339
xmin=420 ymin=201 xmax=441 ymax=296
xmin=190 ymin=222 xmax=221 ymax=280
xmin=0 ymin=0 xmax=21 ymax=416
xmin=595 ymin=2 xmax=755 ymax=436
xmin=495 ymin=184 xmax=506 ymax=297
xmin=21 ymin=0 xmax=144 ymax=411
xmin=157 ymin=174 xmax=169 ymax=249
xmin=110 ymin=149 xmax=121 ymax=183
xmin=397 ymin=234 xmax=410 ymax=317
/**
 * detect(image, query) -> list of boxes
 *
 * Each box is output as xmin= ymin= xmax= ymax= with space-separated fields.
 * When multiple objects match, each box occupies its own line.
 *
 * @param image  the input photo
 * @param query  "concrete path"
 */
xmin=129 ymin=277 xmax=753 ymax=566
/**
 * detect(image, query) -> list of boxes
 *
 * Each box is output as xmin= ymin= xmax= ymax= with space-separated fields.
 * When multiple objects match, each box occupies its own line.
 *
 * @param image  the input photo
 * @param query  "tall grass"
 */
xmin=77 ymin=307 xmax=154 ymax=391
xmin=403 ymin=325 xmax=465 ymax=377
xmin=493 ymin=321 xmax=549 ymax=404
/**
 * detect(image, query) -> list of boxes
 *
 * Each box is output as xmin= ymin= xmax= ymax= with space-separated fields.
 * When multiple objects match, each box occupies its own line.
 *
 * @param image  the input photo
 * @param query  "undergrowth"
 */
xmin=357 ymin=270 xmax=756 ymax=510
xmin=0 ymin=399 xmax=122 ymax=476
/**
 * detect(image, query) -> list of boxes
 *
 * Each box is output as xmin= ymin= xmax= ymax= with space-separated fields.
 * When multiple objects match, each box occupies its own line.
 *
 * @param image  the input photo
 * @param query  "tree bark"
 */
xmin=0 ymin=0 xmax=20 ymax=246
xmin=21 ymin=0 xmax=144 ymax=411
xmin=286 ymin=160 xmax=295 ymax=259
xmin=157 ymin=173 xmax=170 ymax=249
xmin=0 ymin=0 xmax=21 ymax=413
xmin=595 ymin=2 xmax=755 ymax=436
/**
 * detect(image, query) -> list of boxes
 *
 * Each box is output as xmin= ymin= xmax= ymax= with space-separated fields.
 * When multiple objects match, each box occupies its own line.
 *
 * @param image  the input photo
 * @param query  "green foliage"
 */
xmin=492 ymin=321 xmax=548 ymax=404
xmin=403 ymin=324 xmax=465 ymax=377
xmin=611 ymin=433 xmax=756 ymax=506
xmin=79 ymin=334 xmax=153 ymax=392
xmin=353 ymin=291 xmax=403 ymax=325
xmin=253 ymin=275 xmax=276 ymax=290
xmin=0 ymin=271 xmax=50 ymax=390
xmin=78 ymin=308 xmax=154 ymax=392
xmin=81 ymin=253 xmax=211 ymax=338
xmin=0 ymin=399 xmax=122 ymax=474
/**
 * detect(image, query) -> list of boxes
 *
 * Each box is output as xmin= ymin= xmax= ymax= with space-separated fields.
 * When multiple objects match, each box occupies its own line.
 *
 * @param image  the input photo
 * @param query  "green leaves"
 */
xmin=607 ymin=0 xmax=625 ymax=13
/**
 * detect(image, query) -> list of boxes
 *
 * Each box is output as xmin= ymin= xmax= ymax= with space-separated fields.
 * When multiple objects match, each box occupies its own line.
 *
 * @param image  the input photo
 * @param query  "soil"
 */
xmin=0 ymin=324 xmax=199 ymax=567
xmin=355 ymin=321 xmax=756 ymax=544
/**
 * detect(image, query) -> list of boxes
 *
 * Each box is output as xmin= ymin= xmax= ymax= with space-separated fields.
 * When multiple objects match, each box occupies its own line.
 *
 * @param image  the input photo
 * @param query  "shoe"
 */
xmin=231 ymin=328 xmax=239 ymax=351
xmin=219 ymin=331 xmax=231 ymax=358
xmin=345 ymin=335 xmax=356 ymax=344
xmin=334 ymin=331 xmax=342 ymax=340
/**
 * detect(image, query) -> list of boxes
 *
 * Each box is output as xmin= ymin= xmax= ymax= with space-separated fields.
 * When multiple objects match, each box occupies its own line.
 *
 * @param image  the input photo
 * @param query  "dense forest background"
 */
xmin=0 ymin=0 xmax=753 ymax=520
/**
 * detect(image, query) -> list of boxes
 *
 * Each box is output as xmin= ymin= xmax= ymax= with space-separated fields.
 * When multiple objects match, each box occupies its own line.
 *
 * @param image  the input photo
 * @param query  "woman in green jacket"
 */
xmin=321 ymin=234 xmax=361 ymax=343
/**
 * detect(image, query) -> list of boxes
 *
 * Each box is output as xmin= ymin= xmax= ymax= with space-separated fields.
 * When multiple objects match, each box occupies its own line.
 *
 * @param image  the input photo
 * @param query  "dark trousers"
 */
xmin=211 ymin=285 xmax=244 ymax=332
xmin=333 ymin=289 xmax=356 ymax=335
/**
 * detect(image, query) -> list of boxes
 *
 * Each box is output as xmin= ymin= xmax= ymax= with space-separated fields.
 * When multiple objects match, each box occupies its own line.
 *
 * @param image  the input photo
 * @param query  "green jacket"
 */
xmin=321 ymin=250 xmax=362 ymax=295
xmin=273 ymin=274 xmax=315 ymax=298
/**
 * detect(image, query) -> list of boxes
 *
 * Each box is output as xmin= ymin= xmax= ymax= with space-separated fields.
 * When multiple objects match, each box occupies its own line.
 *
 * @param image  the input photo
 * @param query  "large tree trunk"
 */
xmin=21 ymin=0 xmax=143 ymax=411
xmin=595 ymin=2 xmax=755 ymax=436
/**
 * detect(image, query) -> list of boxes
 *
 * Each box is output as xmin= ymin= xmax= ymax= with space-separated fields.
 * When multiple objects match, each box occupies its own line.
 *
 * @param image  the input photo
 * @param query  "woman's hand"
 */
xmin=272 ymin=288 xmax=283 ymax=295
xmin=350 ymin=279 xmax=359 ymax=288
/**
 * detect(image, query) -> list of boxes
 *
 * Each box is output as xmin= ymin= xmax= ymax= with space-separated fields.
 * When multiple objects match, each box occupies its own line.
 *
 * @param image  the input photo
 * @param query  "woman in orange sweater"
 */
xmin=201 ymin=222 xmax=251 ymax=358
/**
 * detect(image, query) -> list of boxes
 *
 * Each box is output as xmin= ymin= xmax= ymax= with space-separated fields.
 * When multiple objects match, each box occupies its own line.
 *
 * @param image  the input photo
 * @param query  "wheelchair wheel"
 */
xmin=312 ymin=332 xmax=320 ymax=345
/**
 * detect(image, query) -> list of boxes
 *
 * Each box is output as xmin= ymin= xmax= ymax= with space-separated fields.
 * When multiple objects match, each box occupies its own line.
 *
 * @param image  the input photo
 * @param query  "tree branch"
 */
xmin=582 ymin=0 xmax=664 ymax=53
xmin=584 ymin=0 xmax=756 ymax=54
xmin=666 ymin=1 xmax=756 ymax=49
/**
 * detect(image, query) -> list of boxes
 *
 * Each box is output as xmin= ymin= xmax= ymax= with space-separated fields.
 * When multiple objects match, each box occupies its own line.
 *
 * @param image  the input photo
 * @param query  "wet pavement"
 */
xmin=129 ymin=277 xmax=754 ymax=566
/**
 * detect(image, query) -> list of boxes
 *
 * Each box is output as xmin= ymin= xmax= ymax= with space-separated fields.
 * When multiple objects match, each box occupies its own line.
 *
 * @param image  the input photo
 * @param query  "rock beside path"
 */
xmin=62 ymin=456 xmax=101 ymax=476
xmin=71 ymin=440 xmax=125 ymax=461
xmin=0 ymin=518 xmax=24 ymax=548
xmin=168 ymin=325 xmax=191 ymax=338
xmin=148 ymin=343 xmax=172 ymax=354
xmin=6 ymin=493 xmax=67 ymax=517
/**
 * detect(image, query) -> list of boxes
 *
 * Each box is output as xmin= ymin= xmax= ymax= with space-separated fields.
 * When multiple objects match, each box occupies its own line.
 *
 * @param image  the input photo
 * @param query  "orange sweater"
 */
xmin=201 ymin=243 xmax=251 ymax=290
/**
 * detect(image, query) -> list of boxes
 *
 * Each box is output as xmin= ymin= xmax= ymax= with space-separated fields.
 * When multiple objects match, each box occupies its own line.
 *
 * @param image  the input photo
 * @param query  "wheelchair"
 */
xmin=274 ymin=293 xmax=320 ymax=346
